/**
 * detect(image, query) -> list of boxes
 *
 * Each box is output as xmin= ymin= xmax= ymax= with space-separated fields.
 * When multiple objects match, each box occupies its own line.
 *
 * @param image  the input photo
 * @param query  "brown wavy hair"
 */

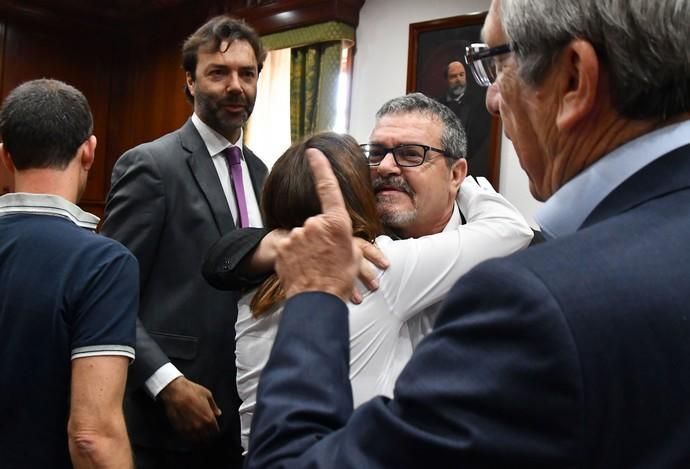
xmin=251 ymin=132 xmax=383 ymax=317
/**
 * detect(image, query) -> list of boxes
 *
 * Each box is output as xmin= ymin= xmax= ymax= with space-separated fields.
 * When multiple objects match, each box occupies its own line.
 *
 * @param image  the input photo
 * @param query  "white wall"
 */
xmin=349 ymin=0 xmax=542 ymax=226
xmin=498 ymin=136 xmax=543 ymax=226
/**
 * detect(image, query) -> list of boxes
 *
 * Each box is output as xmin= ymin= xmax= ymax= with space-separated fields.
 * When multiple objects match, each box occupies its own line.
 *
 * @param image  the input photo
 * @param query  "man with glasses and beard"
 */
xmin=101 ymin=15 xmax=268 ymax=469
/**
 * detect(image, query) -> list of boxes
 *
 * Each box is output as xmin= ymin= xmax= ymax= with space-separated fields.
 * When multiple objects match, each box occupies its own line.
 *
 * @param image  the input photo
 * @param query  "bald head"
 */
xmin=445 ymin=61 xmax=467 ymax=99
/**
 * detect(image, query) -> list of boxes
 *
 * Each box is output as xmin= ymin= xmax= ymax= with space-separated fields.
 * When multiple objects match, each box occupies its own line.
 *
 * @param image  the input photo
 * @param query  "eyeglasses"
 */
xmin=464 ymin=42 xmax=515 ymax=86
xmin=360 ymin=144 xmax=449 ymax=167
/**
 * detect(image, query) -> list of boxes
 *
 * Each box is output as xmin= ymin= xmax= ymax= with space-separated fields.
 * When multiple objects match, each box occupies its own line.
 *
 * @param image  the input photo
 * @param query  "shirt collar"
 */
xmin=0 ymin=192 xmax=100 ymax=230
xmin=535 ymin=119 xmax=690 ymax=239
xmin=191 ymin=113 xmax=244 ymax=158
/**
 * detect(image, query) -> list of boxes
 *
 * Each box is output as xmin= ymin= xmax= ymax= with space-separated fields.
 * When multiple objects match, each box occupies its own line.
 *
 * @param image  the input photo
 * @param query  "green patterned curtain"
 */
xmin=290 ymin=41 xmax=342 ymax=141
xmin=261 ymin=22 xmax=355 ymax=142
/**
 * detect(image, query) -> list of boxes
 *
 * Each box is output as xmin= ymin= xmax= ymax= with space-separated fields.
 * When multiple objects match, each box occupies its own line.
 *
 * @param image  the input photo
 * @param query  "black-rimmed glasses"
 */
xmin=464 ymin=43 xmax=515 ymax=86
xmin=360 ymin=144 xmax=450 ymax=167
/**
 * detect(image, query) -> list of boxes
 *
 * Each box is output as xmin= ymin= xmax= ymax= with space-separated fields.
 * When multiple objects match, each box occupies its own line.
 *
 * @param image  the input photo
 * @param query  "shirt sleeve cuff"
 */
xmin=144 ymin=362 xmax=183 ymax=399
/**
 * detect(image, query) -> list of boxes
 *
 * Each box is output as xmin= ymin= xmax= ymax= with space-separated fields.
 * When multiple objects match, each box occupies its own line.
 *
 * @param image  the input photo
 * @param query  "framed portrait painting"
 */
xmin=406 ymin=12 xmax=501 ymax=187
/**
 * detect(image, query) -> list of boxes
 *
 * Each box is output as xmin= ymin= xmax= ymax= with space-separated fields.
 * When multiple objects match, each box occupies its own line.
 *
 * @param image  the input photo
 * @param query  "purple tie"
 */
xmin=225 ymin=146 xmax=249 ymax=228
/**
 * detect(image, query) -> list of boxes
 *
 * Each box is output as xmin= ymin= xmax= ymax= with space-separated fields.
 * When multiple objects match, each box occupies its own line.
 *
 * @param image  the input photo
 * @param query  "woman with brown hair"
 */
xmin=232 ymin=132 xmax=531 ymax=451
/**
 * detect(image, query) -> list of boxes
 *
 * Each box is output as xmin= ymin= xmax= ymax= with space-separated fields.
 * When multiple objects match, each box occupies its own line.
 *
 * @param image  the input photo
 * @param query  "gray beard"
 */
xmin=448 ymin=85 xmax=466 ymax=100
xmin=377 ymin=199 xmax=417 ymax=233
xmin=380 ymin=208 xmax=417 ymax=230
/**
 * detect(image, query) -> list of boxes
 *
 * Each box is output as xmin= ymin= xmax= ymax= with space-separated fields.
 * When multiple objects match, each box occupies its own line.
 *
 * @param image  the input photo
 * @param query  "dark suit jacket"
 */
xmin=438 ymin=86 xmax=491 ymax=178
xmin=101 ymin=118 xmax=267 ymax=457
xmin=203 ymin=227 xmax=269 ymax=290
xmin=246 ymin=143 xmax=690 ymax=468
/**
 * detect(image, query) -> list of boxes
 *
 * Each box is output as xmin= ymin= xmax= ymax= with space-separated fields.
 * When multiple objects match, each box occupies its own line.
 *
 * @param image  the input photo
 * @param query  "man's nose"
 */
xmin=376 ymin=152 xmax=401 ymax=176
xmin=486 ymin=83 xmax=501 ymax=117
xmin=225 ymin=72 xmax=242 ymax=93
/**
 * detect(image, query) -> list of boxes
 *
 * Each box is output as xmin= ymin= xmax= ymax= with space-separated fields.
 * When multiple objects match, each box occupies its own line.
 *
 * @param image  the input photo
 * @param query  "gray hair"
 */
xmin=501 ymin=0 xmax=690 ymax=120
xmin=375 ymin=92 xmax=468 ymax=163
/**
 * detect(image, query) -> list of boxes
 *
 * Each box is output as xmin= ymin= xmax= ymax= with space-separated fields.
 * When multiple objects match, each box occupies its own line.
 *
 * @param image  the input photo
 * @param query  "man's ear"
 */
xmin=556 ymin=39 xmax=599 ymax=131
xmin=80 ymin=135 xmax=97 ymax=171
xmin=185 ymin=71 xmax=196 ymax=98
xmin=0 ymin=143 xmax=16 ymax=174
xmin=450 ymin=157 xmax=468 ymax=195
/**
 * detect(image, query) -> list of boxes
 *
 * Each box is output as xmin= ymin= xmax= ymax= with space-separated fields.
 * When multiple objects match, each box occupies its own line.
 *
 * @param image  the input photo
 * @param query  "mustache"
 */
xmin=220 ymin=96 xmax=247 ymax=107
xmin=372 ymin=176 xmax=415 ymax=197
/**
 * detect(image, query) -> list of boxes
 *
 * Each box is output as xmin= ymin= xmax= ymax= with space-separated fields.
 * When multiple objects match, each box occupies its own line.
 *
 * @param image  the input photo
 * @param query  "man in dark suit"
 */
xmin=101 ymin=15 xmax=267 ymax=469
xmin=244 ymin=0 xmax=690 ymax=467
xmin=437 ymin=60 xmax=492 ymax=179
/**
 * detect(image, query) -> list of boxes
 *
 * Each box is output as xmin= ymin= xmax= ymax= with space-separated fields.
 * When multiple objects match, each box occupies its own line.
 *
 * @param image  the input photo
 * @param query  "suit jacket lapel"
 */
xmin=181 ymin=119 xmax=236 ymax=233
xmin=582 ymin=143 xmax=690 ymax=229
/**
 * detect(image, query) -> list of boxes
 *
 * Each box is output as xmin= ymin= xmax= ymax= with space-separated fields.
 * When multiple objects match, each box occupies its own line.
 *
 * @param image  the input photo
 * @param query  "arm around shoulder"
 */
xmin=376 ymin=176 xmax=533 ymax=319
xmin=458 ymin=176 xmax=533 ymax=251
xmin=202 ymin=227 xmax=272 ymax=290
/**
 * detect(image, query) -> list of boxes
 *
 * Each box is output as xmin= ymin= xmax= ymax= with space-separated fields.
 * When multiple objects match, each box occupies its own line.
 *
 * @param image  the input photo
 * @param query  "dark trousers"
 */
xmin=133 ymin=443 xmax=243 ymax=469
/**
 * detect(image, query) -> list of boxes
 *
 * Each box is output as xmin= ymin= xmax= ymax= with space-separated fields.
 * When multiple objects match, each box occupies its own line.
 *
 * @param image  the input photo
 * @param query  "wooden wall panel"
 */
xmin=116 ymin=34 xmax=195 ymax=154
xmin=104 ymin=2 xmax=212 ymax=186
xmin=1 ymin=15 xmax=113 ymax=215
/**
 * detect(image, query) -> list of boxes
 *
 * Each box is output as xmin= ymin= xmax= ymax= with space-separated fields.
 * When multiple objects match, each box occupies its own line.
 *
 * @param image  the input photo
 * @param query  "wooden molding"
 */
xmin=229 ymin=0 xmax=366 ymax=35
xmin=0 ymin=0 xmax=365 ymax=36
xmin=0 ymin=0 xmax=123 ymax=32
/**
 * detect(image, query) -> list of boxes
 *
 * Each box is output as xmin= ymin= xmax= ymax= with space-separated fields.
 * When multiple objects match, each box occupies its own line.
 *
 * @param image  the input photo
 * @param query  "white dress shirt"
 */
xmin=193 ymin=113 xmax=263 ymax=228
xmin=143 ymin=114 xmax=263 ymax=399
xmin=234 ymin=177 xmax=534 ymax=451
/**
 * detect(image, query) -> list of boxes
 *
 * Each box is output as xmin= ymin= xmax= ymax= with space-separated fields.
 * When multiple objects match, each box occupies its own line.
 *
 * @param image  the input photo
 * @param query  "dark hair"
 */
xmin=181 ymin=15 xmax=267 ymax=102
xmin=0 ymin=78 xmax=93 ymax=170
xmin=251 ymin=132 xmax=384 ymax=316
